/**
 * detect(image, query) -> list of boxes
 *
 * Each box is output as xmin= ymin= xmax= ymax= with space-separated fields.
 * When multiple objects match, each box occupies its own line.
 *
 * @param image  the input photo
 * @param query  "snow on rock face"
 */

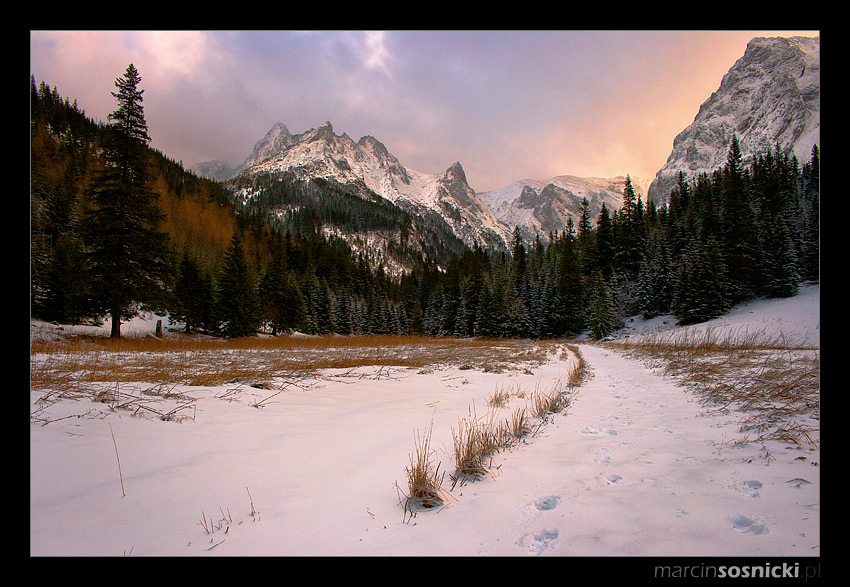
xmin=479 ymin=175 xmax=651 ymax=239
xmin=233 ymin=120 xmax=514 ymax=251
xmin=205 ymin=36 xmax=818 ymax=251
xmin=647 ymin=35 xmax=820 ymax=204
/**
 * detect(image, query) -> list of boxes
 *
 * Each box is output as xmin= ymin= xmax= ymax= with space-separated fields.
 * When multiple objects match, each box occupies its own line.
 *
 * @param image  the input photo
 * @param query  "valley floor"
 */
xmin=29 ymin=286 xmax=820 ymax=560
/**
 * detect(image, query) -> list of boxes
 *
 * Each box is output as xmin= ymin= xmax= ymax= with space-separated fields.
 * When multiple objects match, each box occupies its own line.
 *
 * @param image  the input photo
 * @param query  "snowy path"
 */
xmin=473 ymin=344 xmax=820 ymax=556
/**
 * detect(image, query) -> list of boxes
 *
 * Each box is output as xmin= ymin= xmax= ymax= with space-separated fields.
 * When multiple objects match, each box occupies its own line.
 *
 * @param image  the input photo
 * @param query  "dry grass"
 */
xmin=31 ymin=326 xmax=594 ymax=520
xmin=451 ymin=407 xmax=499 ymax=485
xmin=603 ymin=326 xmax=819 ymax=448
xmin=30 ymin=334 xmax=566 ymax=428
xmin=449 ymin=348 xmax=588 ymax=489
xmin=529 ymin=380 xmax=572 ymax=419
xmin=398 ymin=418 xmax=449 ymax=521
xmin=31 ymin=334 xmax=558 ymax=392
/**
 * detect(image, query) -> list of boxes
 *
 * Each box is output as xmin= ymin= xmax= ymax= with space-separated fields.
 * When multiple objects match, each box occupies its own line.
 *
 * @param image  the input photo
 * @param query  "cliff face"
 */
xmin=647 ymin=36 xmax=820 ymax=204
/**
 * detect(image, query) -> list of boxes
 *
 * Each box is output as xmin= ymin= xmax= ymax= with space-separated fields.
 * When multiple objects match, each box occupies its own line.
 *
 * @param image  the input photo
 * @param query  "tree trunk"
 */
xmin=110 ymin=308 xmax=121 ymax=338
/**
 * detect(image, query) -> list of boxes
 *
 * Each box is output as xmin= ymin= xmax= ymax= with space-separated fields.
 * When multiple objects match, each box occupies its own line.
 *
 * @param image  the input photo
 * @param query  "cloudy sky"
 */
xmin=30 ymin=30 xmax=818 ymax=193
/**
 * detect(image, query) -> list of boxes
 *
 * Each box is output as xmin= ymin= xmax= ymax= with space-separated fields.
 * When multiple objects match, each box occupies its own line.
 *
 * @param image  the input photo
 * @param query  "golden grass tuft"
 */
xmin=398 ymin=419 xmax=448 ymax=521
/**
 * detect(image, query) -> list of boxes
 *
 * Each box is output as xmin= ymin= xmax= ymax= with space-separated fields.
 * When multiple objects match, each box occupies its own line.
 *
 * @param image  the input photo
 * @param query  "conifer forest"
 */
xmin=30 ymin=70 xmax=820 ymax=340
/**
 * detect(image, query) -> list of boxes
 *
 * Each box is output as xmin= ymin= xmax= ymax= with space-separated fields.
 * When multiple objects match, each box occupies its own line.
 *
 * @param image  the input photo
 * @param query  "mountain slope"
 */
xmin=479 ymin=175 xmax=651 ymax=240
xmin=647 ymin=35 xmax=820 ymax=204
xmin=230 ymin=121 xmax=514 ymax=253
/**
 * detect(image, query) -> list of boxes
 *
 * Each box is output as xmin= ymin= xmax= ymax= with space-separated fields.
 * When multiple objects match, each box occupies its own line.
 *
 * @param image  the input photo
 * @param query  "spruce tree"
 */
xmin=170 ymin=250 xmax=213 ymax=333
xmin=615 ymin=175 xmax=644 ymax=277
xmin=79 ymin=64 xmax=172 ymax=337
xmin=639 ymin=230 xmax=674 ymax=319
xmin=555 ymin=228 xmax=586 ymax=336
xmin=760 ymin=213 xmax=799 ymax=298
xmin=39 ymin=233 xmax=91 ymax=324
xmin=214 ymin=231 xmax=261 ymax=338
xmin=719 ymin=135 xmax=758 ymax=304
xmin=259 ymin=235 xmax=306 ymax=334
xmin=594 ymin=204 xmax=615 ymax=279
xmin=673 ymin=236 xmax=729 ymax=325
xmin=589 ymin=272 xmax=617 ymax=340
xmin=799 ymin=146 xmax=820 ymax=282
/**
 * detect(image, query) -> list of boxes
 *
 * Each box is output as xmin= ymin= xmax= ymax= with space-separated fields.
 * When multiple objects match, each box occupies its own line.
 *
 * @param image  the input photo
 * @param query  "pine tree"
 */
xmin=39 ymin=233 xmax=91 ymax=324
xmin=760 ymin=213 xmax=799 ymax=298
xmin=639 ymin=230 xmax=674 ymax=319
xmin=798 ymin=146 xmax=820 ymax=282
xmin=719 ymin=135 xmax=758 ymax=304
xmin=594 ymin=203 xmax=615 ymax=279
xmin=554 ymin=227 xmax=586 ymax=335
xmin=673 ymin=236 xmax=729 ymax=325
xmin=214 ymin=231 xmax=261 ymax=338
xmin=259 ymin=234 xmax=306 ymax=334
xmin=170 ymin=250 xmax=213 ymax=333
xmin=614 ymin=175 xmax=644 ymax=277
xmin=79 ymin=64 xmax=172 ymax=337
xmin=589 ymin=273 xmax=617 ymax=340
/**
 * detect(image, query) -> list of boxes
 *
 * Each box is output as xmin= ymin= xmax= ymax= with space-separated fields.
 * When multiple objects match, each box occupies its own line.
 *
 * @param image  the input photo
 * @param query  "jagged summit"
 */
xmin=229 ymin=120 xmax=514 ymax=253
xmin=191 ymin=34 xmax=819 ymax=261
xmin=647 ymin=35 xmax=820 ymax=203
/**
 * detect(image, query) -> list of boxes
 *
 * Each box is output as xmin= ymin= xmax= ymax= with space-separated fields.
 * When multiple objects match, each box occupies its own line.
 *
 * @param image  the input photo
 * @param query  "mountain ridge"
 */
xmin=191 ymin=34 xmax=819 ymax=258
xmin=227 ymin=120 xmax=515 ymax=253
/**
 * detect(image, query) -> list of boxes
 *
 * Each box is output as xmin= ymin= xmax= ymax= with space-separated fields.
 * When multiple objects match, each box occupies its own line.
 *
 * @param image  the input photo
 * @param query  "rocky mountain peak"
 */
xmin=442 ymin=161 xmax=468 ymax=185
xmin=647 ymin=35 xmax=819 ymax=204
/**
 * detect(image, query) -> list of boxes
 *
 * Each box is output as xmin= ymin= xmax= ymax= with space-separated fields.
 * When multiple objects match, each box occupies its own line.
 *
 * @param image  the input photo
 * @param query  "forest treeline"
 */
xmin=30 ymin=72 xmax=819 ymax=340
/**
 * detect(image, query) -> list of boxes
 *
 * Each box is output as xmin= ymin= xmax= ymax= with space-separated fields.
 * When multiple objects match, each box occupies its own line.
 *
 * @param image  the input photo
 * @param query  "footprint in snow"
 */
xmin=582 ymin=425 xmax=617 ymax=435
xmin=594 ymin=473 xmax=623 ymax=485
xmin=530 ymin=495 xmax=560 ymax=511
xmin=742 ymin=480 xmax=762 ymax=497
xmin=730 ymin=515 xmax=768 ymax=535
xmin=517 ymin=528 xmax=559 ymax=554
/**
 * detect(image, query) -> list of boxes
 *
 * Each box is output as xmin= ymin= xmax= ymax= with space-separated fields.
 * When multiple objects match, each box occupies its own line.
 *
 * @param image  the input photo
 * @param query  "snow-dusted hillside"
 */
xmin=648 ymin=35 xmax=820 ymax=204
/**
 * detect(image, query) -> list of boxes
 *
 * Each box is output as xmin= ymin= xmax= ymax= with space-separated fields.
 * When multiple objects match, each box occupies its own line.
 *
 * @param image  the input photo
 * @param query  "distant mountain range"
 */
xmin=192 ymin=35 xmax=819 ymax=268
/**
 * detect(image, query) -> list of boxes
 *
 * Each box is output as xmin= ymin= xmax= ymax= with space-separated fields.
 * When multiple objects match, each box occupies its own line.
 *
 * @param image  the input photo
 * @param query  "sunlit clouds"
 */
xmin=30 ymin=30 xmax=818 ymax=192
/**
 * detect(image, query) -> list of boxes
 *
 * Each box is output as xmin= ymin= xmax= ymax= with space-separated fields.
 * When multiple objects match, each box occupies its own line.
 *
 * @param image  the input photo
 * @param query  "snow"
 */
xmin=30 ymin=286 xmax=819 ymax=558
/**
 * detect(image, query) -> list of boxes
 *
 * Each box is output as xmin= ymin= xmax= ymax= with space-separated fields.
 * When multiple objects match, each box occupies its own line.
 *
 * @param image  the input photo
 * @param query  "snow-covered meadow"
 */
xmin=30 ymin=285 xmax=819 ymax=558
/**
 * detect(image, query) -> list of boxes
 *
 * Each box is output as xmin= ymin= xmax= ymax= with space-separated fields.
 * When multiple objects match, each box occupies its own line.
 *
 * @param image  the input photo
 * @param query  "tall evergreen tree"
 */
xmin=554 ymin=227 xmax=586 ymax=335
xmin=760 ymin=212 xmax=799 ymax=298
xmin=639 ymin=230 xmax=674 ymax=319
xmin=614 ymin=175 xmax=645 ymax=278
xmin=170 ymin=250 xmax=213 ymax=333
xmin=589 ymin=272 xmax=617 ymax=340
xmin=79 ymin=64 xmax=172 ymax=337
xmin=39 ymin=233 xmax=91 ymax=324
xmin=798 ymin=146 xmax=820 ymax=282
xmin=214 ymin=231 xmax=261 ymax=338
xmin=673 ymin=235 xmax=730 ymax=325
xmin=594 ymin=203 xmax=615 ymax=279
xmin=719 ymin=135 xmax=758 ymax=304
xmin=259 ymin=234 xmax=306 ymax=334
